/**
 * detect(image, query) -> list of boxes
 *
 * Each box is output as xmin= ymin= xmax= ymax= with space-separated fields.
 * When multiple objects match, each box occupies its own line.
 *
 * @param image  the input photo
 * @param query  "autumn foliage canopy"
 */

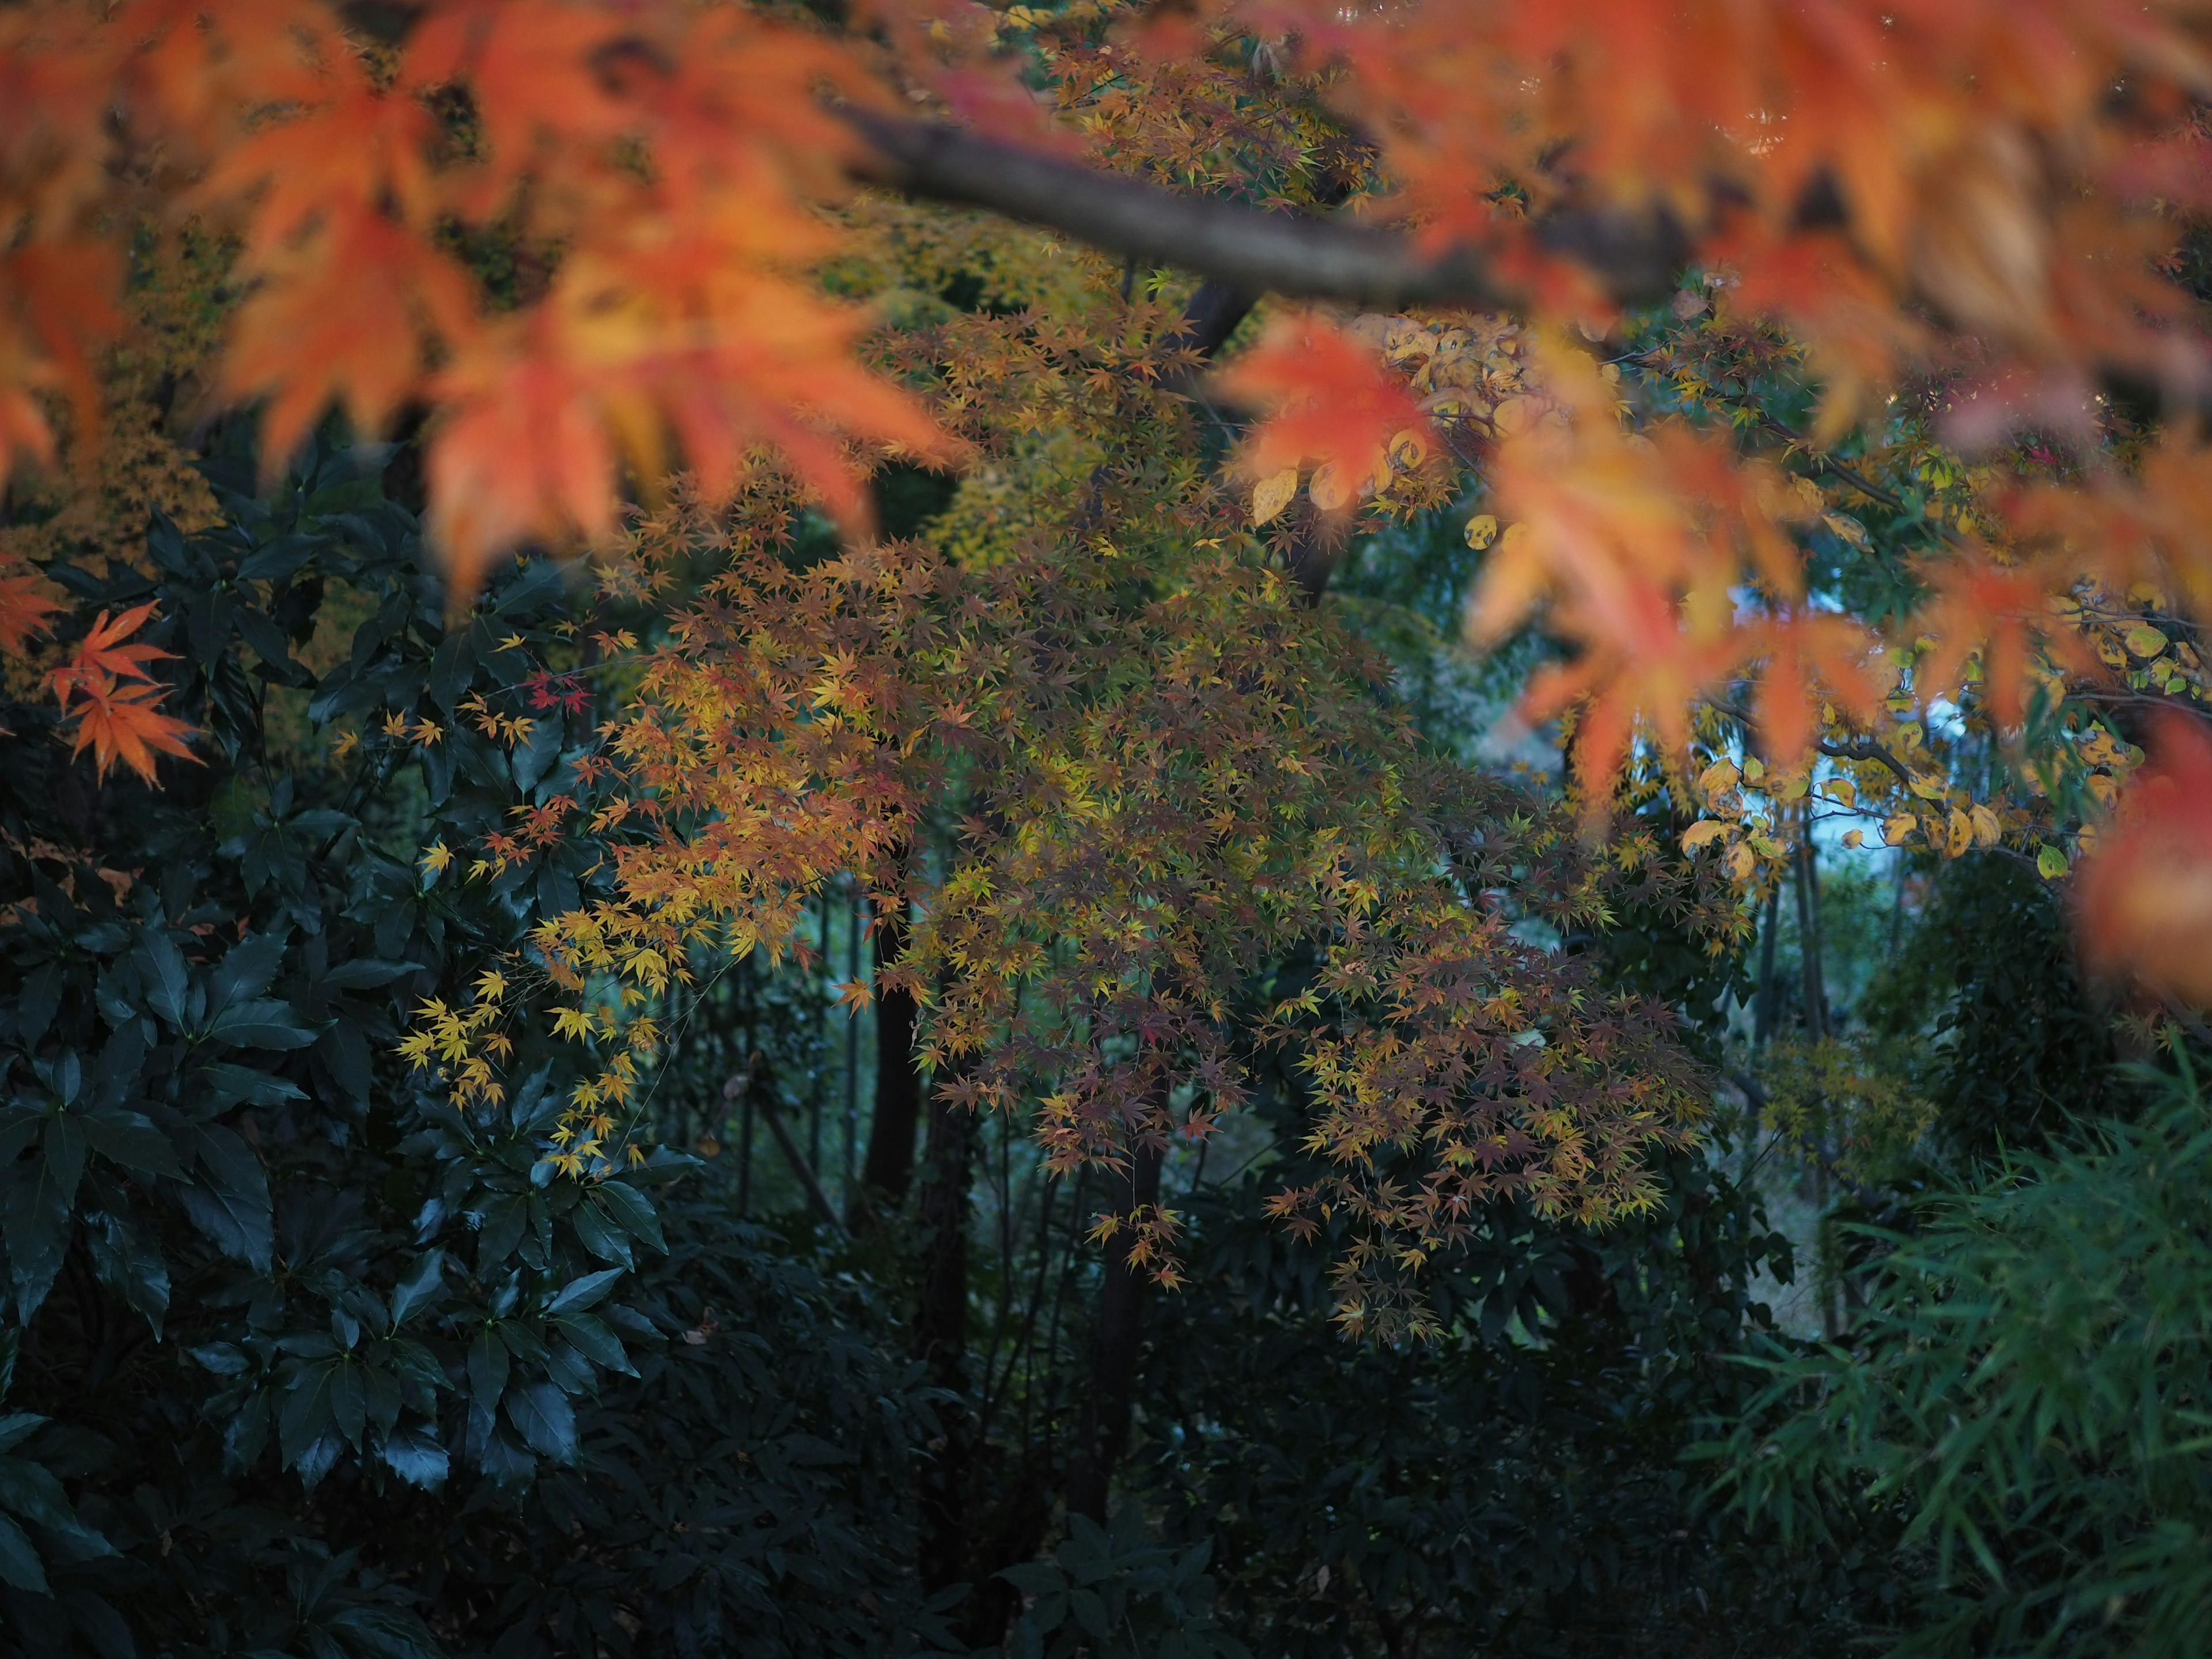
xmin=8 ymin=0 xmax=2212 ymax=1310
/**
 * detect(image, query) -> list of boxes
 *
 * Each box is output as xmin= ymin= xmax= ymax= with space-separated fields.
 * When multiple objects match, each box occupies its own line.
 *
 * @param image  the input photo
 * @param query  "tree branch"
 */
xmin=839 ymin=107 xmax=1687 ymax=311
xmin=1818 ymin=738 xmax=1914 ymax=787
xmin=845 ymin=109 xmax=2212 ymax=432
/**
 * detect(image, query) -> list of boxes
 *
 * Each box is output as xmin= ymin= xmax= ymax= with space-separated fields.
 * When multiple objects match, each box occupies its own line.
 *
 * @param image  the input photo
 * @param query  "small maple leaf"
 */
xmin=1213 ymin=313 xmax=1431 ymax=518
xmin=0 ymin=562 xmax=62 ymax=656
xmin=60 ymin=677 xmax=198 ymax=783
xmin=47 ymin=603 xmax=172 ymax=706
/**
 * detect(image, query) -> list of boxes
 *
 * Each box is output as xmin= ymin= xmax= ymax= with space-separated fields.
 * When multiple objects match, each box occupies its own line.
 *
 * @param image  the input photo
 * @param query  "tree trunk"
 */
xmin=1792 ymin=818 xmax=1830 ymax=1041
xmin=850 ymin=859 xmax=922 ymax=1229
xmin=914 ymin=1072 xmax=979 ymax=1590
xmin=1752 ymin=883 xmax=1782 ymax=1047
xmin=1065 ymin=1135 xmax=1166 ymax=1525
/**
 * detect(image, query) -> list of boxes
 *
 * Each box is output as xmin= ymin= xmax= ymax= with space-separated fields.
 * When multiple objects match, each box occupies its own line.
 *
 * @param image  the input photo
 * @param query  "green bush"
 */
xmin=1713 ymin=1062 xmax=2212 ymax=1656
xmin=0 ymin=439 xmax=942 ymax=1657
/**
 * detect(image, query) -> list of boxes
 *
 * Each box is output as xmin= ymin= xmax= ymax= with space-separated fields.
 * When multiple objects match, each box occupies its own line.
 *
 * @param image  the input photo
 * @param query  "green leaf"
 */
xmin=85 ymin=1209 xmax=169 ymax=1338
xmin=569 ymin=1199 xmax=632 ymax=1268
xmin=429 ymin=629 xmax=476 ymax=715
xmin=590 ymin=1180 xmax=665 ymax=1253
xmin=208 ymin=930 xmax=289 ymax=1014
xmin=135 ymin=932 xmax=191 ymax=1029
xmin=389 ymin=1249 xmax=445 ymax=1327
xmin=178 ymin=1126 xmax=274 ymax=1270
xmin=331 ymin=1362 xmax=368 ymax=1450
xmin=2 ymin=1124 xmax=85 ymax=1320
xmin=325 ymin=1603 xmax=446 ymax=1659
xmin=203 ymin=998 xmax=317 ymax=1050
xmin=376 ymin=1422 xmax=449 ymax=1491
xmin=79 ymin=1105 xmax=185 ymax=1178
xmin=196 ymin=1062 xmax=306 ymax=1109
xmin=320 ymin=959 xmax=421 ymax=990
xmin=465 ymin=1331 xmax=509 ymax=1419
xmin=279 ymin=1363 xmax=338 ymax=1470
xmin=0 ymin=1511 xmax=47 ymax=1593
xmin=505 ymin=1379 xmax=577 ymax=1463
xmin=2036 ymin=844 xmax=2069 ymax=880
xmin=550 ymin=1310 xmax=634 ymax=1377
xmin=546 ymin=1266 xmax=624 ymax=1316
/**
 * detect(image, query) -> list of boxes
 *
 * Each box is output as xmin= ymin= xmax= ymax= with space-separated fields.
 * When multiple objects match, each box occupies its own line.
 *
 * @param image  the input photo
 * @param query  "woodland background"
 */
xmin=6 ymin=3 xmax=2212 ymax=1658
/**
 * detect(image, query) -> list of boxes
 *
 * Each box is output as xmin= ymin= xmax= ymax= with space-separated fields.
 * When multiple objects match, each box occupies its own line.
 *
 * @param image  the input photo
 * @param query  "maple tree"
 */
xmin=1 ymin=0 xmax=2207 ymax=988
xmin=10 ymin=1 xmax=2212 ymax=1649
xmin=0 ymin=0 xmax=2208 ymax=1391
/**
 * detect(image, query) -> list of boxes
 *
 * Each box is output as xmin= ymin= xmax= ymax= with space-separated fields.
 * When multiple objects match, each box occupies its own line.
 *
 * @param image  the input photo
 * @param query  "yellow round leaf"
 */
xmin=1309 ymin=462 xmax=1353 ymax=513
xmin=1251 ymin=467 xmax=1300 ymax=526
xmin=2124 ymin=622 xmax=2170 ymax=658
xmin=1493 ymin=396 xmax=1538 ymax=436
xmin=1696 ymin=757 xmax=1740 ymax=795
xmin=1464 ymin=513 xmax=1500 ymax=551
xmin=1388 ymin=427 xmax=1429 ymax=469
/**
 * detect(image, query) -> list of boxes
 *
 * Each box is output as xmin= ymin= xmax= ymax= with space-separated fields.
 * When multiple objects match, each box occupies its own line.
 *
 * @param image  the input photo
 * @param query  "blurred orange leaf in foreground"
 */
xmin=2077 ymin=713 xmax=2212 ymax=1006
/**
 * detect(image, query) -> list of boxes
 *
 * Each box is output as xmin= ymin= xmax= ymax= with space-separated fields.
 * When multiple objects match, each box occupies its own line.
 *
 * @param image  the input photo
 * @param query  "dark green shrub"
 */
xmin=1714 ymin=1063 xmax=2212 ymax=1657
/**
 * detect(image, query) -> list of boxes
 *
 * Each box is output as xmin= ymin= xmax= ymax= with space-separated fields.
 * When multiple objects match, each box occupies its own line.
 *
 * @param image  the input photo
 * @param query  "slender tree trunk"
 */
xmin=1752 ymin=883 xmax=1782 ymax=1047
xmin=915 ymin=1067 xmax=979 ymax=1590
xmin=1065 ymin=1134 xmax=1166 ymax=1525
xmin=1792 ymin=817 xmax=1830 ymax=1041
xmin=851 ymin=855 xmax=922 ymax=1229
xmin=1791 ymin=816 xmax=1846 ymax=1336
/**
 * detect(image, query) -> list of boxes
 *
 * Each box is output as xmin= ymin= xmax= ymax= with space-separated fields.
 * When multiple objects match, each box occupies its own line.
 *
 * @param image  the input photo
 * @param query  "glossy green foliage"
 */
xmin=992 ymin=1509 xmax=1246 ymax=1659
xmin=1713 ymin=1066 xmax=2212 ymax=1657
xmin=0 ymin=439 xmax=938 ymax=1657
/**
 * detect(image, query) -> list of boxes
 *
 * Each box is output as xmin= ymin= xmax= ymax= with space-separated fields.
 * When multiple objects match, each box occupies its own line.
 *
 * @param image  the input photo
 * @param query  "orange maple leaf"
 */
xmin=46 ymin=603 xmax=173 ymax=704
xmin=1212 ymin=313 xmax=1432 ymax=512
xmin=2076 ymin=711 xmax=2212 ymax=1006
xmin=60 ymin=676 xmax=198 ymax=784
xmin=0 ymin=561 xmax=62 ymax=656
xmin=45 ymin=603 xmax=198 ymax=783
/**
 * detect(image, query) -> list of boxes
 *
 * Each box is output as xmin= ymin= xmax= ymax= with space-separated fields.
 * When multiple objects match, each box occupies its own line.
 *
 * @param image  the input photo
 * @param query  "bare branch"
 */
xmin=839 ymin=107 xmax=1686 ymax=311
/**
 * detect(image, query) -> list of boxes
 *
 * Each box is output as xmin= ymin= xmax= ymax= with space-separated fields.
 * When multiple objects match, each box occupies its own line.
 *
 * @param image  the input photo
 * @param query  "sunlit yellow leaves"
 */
xmin=1463 ymin=513 xmax=1499 ymax=551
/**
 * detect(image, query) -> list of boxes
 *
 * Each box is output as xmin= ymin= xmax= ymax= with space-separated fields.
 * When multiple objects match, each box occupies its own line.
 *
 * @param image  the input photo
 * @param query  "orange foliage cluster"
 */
xmin=7 ymin=0 xmax=2212 ymax=1195
xmin=3 ymin=0 xmax=948 ymax=597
